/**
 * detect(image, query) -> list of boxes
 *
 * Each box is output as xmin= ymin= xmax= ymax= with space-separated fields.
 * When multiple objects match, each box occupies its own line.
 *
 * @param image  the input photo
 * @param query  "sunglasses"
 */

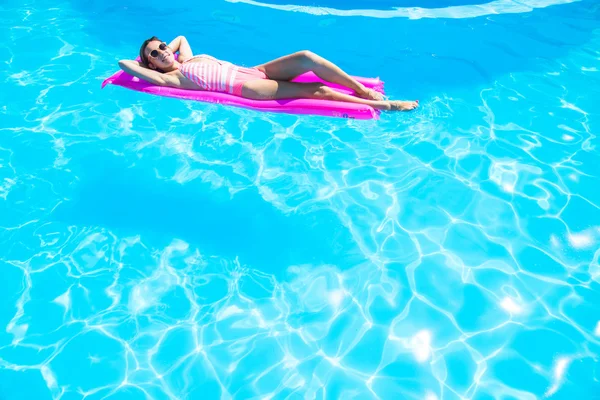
xmin=149 ymin=43 xmax=168 ymax=58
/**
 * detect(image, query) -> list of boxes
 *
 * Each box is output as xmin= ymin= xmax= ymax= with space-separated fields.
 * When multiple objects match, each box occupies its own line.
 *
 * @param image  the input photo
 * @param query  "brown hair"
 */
xmin=139 ymin=36 xmax=162 ymax=69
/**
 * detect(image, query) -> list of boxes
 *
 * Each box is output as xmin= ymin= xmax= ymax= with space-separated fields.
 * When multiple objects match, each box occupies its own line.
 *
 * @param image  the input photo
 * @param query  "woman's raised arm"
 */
xmin=118 ymin=59 xmax=183 ymax=87
xmin=168 ymin=36 xmax=193 ymax=63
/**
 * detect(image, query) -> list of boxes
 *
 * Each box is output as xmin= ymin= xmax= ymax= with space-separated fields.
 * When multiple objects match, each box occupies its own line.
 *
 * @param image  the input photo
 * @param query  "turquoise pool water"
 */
xmin=1 ymin=0 xmax=600 ymax=398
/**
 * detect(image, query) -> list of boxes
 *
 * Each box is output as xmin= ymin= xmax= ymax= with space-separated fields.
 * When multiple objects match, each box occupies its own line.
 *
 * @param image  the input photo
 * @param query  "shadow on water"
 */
xmin=71 ymin=0 xmax=600 ymax=101
xmin=52 ymin=151 xmax=364 ymax=275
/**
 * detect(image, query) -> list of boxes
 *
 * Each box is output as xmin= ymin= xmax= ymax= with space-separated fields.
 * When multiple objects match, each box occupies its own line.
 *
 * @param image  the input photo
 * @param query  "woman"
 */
xmin=118 ymin=36 xmax=419 ymax=111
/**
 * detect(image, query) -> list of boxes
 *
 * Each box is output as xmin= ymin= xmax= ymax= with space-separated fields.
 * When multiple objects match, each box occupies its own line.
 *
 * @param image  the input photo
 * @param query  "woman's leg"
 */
xmin=241 ymin=80 xmax=418 ymax=111
xmin=254 ymin=51 xmax=384 ymax=100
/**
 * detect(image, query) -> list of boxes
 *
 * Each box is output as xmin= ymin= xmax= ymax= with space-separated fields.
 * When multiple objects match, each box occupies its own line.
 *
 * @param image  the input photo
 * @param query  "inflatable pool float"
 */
xmin=101 ymin=59 xmax=385 ymax=120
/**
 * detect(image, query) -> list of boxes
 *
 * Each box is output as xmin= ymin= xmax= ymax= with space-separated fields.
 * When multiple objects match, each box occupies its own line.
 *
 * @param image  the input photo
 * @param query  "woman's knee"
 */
xmin=295 ymin=50 xmax=319 ymax=66
xmin=313 ymin=84 xmax=335 ymax=99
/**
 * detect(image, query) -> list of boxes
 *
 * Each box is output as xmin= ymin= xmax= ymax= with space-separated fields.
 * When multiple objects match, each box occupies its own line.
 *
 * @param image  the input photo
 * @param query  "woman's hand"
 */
xmin=168 ymin=36 xmax=193 ymax=62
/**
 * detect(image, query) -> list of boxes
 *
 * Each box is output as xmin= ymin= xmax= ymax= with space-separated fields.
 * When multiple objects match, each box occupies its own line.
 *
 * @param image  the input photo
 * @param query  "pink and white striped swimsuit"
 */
xmin=178 ymin=55 xmax=267 ymax=97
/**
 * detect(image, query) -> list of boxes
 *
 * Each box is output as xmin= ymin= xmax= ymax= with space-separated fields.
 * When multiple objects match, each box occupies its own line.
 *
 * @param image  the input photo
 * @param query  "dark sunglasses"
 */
xmin=149 ymin=43 xmax=168 ymax=58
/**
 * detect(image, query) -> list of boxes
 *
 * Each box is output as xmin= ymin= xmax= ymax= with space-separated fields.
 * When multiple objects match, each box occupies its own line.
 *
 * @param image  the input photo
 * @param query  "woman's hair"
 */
xmin=139 ymin=36 xmax=162 ymax=69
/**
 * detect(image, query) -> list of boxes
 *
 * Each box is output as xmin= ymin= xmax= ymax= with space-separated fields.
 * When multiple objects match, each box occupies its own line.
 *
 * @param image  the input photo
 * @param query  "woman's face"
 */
xmin=144 ymin=40 xmax=175 ymax=70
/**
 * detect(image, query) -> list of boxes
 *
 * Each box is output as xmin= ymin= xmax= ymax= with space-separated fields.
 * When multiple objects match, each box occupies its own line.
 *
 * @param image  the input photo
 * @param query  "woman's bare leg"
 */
xmin=254 ymin=51 xmax=385 ymax=101
xmin=241 ymin=80 xmax=418 ymax=111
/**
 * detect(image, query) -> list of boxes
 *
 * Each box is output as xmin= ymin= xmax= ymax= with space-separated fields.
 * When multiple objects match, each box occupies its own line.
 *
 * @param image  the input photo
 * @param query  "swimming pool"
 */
xmin=1 ymin=0 xmax=599 ymax=398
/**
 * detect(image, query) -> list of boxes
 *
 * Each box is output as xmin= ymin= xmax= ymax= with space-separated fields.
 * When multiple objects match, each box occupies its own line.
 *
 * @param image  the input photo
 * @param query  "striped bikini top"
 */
xmin=178 ymin=55 xmax=239 ymax=94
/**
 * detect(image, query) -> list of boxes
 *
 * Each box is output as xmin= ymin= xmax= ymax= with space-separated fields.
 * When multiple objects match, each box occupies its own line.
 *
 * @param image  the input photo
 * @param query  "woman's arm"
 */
xmin=118 ymin=60 xmax=182 ymax=87
xmin=168 ymin=36 xmax=193 ymax=62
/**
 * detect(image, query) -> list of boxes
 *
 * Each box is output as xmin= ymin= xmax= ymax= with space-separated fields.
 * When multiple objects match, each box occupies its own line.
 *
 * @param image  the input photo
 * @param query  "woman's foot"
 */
xmin=388 ymin=100 xmax=419 ymax=111
xmin=357 ymin=87 xmax=385 ymax=101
